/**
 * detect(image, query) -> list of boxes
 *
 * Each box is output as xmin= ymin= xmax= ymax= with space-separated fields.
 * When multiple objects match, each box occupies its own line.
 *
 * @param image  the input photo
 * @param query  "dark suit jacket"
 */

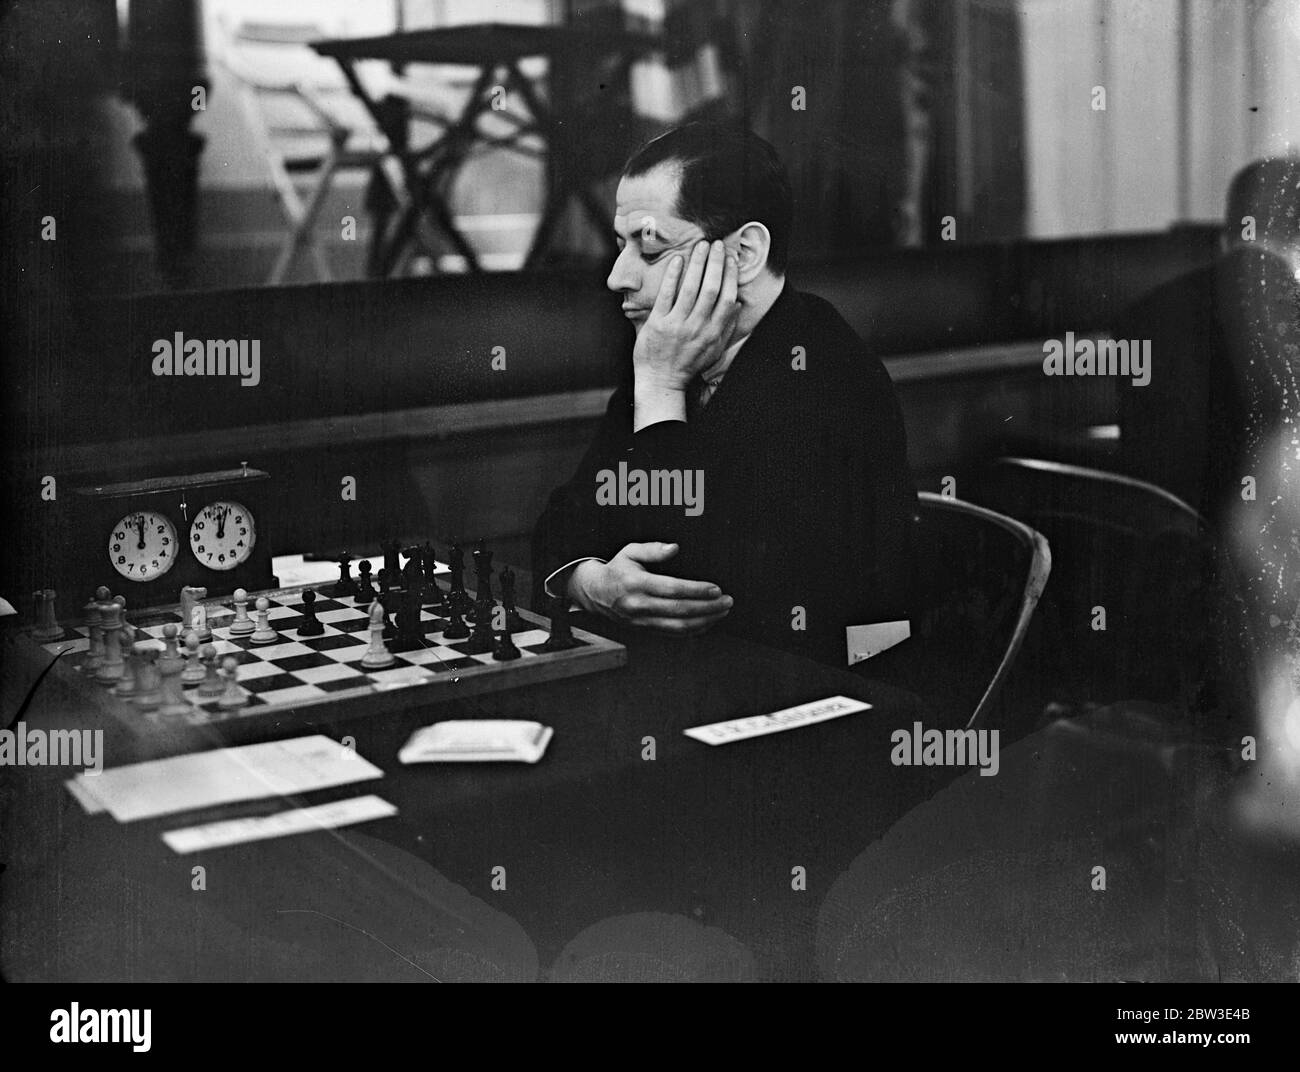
xmin=531 ymin=282 xmax=915 ymax=667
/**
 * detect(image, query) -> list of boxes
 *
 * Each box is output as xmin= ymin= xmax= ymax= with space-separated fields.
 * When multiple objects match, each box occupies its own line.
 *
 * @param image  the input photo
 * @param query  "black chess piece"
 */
xmin=462 ymin=606 xmax=495 ymax=655
xmin=355 ymin=560 xmax=376 ymax=605
xmin=297 ymin=588 xmax=324 ymax=636
xmin=402 ymin=551 xmax=424 ymax=591
xmin=391 ymin=584 xmax=425 ymax=652
xmin=448 ymin=542 xmax=473 ymax=615
xmin=499 ymin=566 xmax=524 ymax=633
xmin=381 ymin=539 xmax=403 ymax=580
xmin=377 ymin=566 xmax=395 ymax=609
xmin=442 ymin=603 xmax=470 ymax=639
xmin=492 ymin=613 xmax=520 ymax=662
xmin=541 ymin=594 xmax=579 ymax=651
xmin=421 ymin=542 xmax=445 ymax=609
xmin=472 ymin=539 xmax=494 ymax=603
xmin=331 ymin=554 xmax=357 ymax=599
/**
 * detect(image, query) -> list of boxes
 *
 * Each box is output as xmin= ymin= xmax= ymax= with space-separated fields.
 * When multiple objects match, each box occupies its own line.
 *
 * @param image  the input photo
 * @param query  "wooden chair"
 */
xmin=867 ymin=491 xmax=1050 ymax=731
xmin=968 ymin=458 xmax=1249 ymax=724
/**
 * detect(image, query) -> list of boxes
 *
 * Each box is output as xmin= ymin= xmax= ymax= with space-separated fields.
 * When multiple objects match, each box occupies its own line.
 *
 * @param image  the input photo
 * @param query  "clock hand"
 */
xmin=136 ymin=516 xmax=146 ymax=550
xmin=216 ymin=507 xmax=227 ymax=539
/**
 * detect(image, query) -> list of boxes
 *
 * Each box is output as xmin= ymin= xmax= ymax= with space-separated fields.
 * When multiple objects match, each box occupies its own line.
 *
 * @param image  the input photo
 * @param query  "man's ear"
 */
xmin=728 ymin=221 xmax=772 ymax=285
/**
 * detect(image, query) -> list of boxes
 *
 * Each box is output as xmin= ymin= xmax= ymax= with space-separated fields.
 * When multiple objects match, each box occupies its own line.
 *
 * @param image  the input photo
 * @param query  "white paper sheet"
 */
xmin=65 ymin=735 xmax=383 ymax=823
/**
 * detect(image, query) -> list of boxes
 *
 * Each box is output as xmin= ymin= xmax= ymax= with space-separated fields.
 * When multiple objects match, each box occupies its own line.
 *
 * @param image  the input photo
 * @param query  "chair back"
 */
xmin=969 ymin=458 xmax=1233 ymax=712
xmin=885 ymin=491 xmax=1050 ymax=730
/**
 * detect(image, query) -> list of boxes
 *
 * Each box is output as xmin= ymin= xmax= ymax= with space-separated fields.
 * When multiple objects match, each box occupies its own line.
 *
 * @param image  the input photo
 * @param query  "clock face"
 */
xmin=109 ymin=510 xmax=178 ymax=581
xmin=190 ymin=500 xmax=255 ymax=571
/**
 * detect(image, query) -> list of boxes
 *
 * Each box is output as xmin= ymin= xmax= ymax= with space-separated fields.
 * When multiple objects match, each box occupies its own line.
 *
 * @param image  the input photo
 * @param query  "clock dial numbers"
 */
xmin=190 ymin=500 xmax=255 ymax=571
xmin=109 ymin=510 xmax=177 ymax=581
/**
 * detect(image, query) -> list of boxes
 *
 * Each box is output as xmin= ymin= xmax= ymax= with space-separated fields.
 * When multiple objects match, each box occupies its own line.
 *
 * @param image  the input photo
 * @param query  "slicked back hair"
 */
xmin=623 ymin=121 xmax=793 ymax=274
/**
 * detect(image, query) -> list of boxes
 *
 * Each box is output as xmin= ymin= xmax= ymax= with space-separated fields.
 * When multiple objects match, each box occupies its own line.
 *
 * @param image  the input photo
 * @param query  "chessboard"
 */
xmin=28 ymin=583 xmax=626 ymax=736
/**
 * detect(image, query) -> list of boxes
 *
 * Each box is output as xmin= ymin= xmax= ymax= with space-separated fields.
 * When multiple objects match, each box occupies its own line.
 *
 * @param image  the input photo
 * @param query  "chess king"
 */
xmin=532 ymin=121 xmax=915 ymax=668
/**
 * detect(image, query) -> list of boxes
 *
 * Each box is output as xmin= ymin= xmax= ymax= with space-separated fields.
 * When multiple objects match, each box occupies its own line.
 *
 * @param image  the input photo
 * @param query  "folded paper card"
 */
xmin=846 ymin=619 xmax=911 ymax=665
xmin=399 ymin=720 xmax=554 ymax=764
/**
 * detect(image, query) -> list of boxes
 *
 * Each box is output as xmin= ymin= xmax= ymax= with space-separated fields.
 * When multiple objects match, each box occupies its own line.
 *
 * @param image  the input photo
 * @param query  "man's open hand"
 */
xmin=567 ymin=542 xmax=732 ymax=636
xmin=633 ymin=240 xmax=741 ymax=394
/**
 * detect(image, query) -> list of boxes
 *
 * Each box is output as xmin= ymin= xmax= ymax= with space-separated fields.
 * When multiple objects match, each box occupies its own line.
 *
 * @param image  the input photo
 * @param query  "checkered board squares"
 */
xmin=35 ymin=587 xmax=625 ymax=731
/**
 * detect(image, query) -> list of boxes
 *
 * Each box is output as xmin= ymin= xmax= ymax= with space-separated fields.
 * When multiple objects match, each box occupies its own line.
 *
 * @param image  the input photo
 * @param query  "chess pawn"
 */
xmin=492 ymin=614 xmax=520 ymax=662
xmin=158 ymin=623 xmax=184 ymax=677
xmin=197 ymin=644 xmax=225 ymax=697
xmin=181 ymin=631 xmax=206 ymax=684
xmin=332 ymin=554 xmax=358 ymax=599
xmin=463 ymin=602 xmax=495 ymax=655
xmin=541 ymin=594 xmax=579 ymax=652
xmin=360 ymin=601 xmax=396 ymax=668
xmin=250 ymin=596 xmax=277 ymax=644
xmin=131 ymin=641 xmax=164 ymax=710
xmin=114 ymin=620 xmax=148 ymax=697
xmin=216 ymin=656 xmax=248 ymax=709
xmin=228 ymin=588 xmax=255 ymax=636
xmin=441 ymin=603 xmax=470 ymax=640
xmin=157 ymin=646 xmax=191 ymax=716
xmin=297 ymin=588 xmax=324 ymax=636
xmin=355 ymin=561 xmax=376 ymax=606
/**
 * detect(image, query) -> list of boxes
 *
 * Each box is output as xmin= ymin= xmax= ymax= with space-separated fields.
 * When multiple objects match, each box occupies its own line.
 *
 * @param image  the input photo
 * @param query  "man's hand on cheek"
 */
xmin=567 ymin=542 xmax=733 ymax=636
xmin=633 ymin=239 xmax=741 ymax=394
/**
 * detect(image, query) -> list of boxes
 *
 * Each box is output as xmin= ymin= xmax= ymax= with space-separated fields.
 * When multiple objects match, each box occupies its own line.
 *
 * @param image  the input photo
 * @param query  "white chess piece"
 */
xmin=181 ymin=630 xmax=206 ymax=684
xmin=361 ymin=601 xmax=396 ymax=668
xmin=131 ymin=641 xmax=164 ymax=710
xmin=250 ymin=596 xmax=277 ymax=644
xmin=180 ymin=585 xmax=211 ymax=641
xmin=157 ymin=650 xmax=191 ymax=716
xmin=82 ymin=593 xmax=105 ymax=674
xmin=96 ymin=598 xmax=125 ymax=684
xmin=217 ymin=655 xmax=249 ymax=709
xmin=197 ymin=643 xmax=225 ymax=697
xmin=228 ymin=588 xmax=254 ymax=636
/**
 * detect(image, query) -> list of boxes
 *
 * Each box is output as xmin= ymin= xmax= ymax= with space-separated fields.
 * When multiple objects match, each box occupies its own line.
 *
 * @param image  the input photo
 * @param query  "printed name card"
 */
xmin=683 ymin=695 xmax=872 ymax=746
xmin=162 ymin=795 xmax=396 ymax=854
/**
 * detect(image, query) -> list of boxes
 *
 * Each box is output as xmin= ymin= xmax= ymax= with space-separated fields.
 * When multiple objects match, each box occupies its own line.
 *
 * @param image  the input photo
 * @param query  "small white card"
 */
xmin=846 ymin=619 xmax=911 ymax=665
xmin=399 ymin=720 xmax=554 ymax=764
xmin=161 ymin=795 xmax=396 ymax=854
xmin=684 ymin=695 xmax=872 ymax=746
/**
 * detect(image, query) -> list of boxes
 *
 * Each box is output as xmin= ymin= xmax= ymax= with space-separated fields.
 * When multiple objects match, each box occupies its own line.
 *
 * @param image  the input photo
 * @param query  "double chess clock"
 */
xmin=69 ymin=465 xmax=277 ymax=607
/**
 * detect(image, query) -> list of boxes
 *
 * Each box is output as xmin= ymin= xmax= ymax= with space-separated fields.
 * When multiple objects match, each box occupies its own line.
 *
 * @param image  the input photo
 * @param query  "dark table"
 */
xmin=0 ymin=613 xmax=950 ymax=982
xmin=312 ymin=24 xmax=661 ymax=276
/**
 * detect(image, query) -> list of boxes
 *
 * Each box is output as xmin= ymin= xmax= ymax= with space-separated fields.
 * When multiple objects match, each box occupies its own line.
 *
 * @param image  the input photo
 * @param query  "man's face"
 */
xmin=607 ymin=162 xmax=710 ymax=332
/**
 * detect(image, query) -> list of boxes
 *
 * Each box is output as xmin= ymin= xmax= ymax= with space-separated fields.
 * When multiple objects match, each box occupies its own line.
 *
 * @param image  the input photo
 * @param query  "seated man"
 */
xmin=532 ymin=121 xmax=915 ymax=668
